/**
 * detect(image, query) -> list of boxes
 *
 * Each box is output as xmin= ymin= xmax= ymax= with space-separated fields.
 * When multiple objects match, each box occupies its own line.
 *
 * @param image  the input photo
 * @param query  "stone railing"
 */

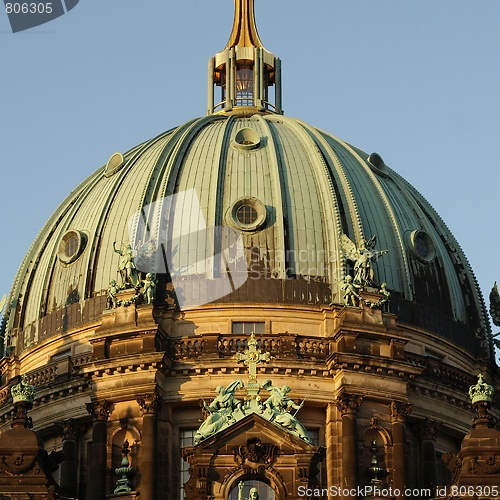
xmin=24 ymin=363 xmax=57 ymax=387
xmin=169 ymin=333 xmax=332 ymax=361
xmin=405 ymin=353 xmax=475 ymax=391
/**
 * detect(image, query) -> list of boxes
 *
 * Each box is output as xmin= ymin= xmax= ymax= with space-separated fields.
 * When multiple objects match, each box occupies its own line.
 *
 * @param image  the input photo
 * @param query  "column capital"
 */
xmin=137 ymin=392 xmax=162 ymax=416
xmin=416 ymin=418 xmax=440 ymax=441
xmin=86 ymin=400 xmax=112 ymax=422
xmin=390 ymin=401 xmax=413 ymax=422
xmin=335 ymin=392 xmax=363 ymax=416
xmin=58 ymin=418 xmax=84 ymax=440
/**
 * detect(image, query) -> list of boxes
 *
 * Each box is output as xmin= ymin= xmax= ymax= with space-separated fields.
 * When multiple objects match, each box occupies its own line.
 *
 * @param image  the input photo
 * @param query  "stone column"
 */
xmin=59 ymin=418 xmax=82 ymax=498
xmin=335 ymin=393 xmax=363 ymax=500
xmin=86 ymin=400 xmax=112 ymax=500
xmin=326 ymin=403 xmax=337 ymax=488
xmin=416 ymin=419 xmax=440 ymax=495
xmin=137 ymin=393 xmax=162 ymax=500
xmin=390 ymin=402 xmax=413 ymax=498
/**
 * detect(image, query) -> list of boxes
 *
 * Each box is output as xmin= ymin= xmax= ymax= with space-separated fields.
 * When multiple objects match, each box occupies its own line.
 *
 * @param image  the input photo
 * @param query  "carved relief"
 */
xmin=471 ymin=455 xmax=500 ymax=475
xmin=0 ymin=453 xmax=38 ymax=475
xmin=233 ymin=437 xmax=279 ymax=474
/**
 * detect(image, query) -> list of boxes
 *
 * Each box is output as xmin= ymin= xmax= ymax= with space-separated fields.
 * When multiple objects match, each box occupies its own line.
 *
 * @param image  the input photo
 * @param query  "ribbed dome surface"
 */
xmin=4 ymin=113 xmax=489 ymax=353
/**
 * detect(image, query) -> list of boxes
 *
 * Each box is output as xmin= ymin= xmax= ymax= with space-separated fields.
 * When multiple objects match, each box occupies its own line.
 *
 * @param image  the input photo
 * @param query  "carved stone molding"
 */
xmin=416 ymin=418 xmax=440 ymax=441
xmin=390 ymin=401 xmax=413 ymax=422
xmin=136 ymin=393 xmax=162 ymax=416
xmin=85 ymin=400 xmax=112 ymax=422
xmin=335 ymin=393 xmax=363 ymax=416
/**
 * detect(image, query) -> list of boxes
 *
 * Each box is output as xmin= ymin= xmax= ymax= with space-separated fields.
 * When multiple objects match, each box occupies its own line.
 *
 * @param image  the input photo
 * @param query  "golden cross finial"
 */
xmin=234 ymin=332 xmax=270 ymax=381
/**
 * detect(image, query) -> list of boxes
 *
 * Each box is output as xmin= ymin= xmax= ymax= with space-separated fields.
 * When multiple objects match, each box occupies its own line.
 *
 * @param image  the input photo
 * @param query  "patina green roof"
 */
xmin=4 ymin=113 xmax=489 ymax=354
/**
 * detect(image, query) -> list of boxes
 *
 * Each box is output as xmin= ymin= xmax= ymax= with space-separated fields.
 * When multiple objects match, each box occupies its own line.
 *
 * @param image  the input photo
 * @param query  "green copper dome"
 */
xmin=3 ymin=112 xmax=489 ymax=356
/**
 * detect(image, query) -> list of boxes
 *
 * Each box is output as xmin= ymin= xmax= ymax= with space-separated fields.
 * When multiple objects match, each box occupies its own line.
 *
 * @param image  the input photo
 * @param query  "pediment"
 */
xmin=188 ymin=412 xmax=318 ymax=455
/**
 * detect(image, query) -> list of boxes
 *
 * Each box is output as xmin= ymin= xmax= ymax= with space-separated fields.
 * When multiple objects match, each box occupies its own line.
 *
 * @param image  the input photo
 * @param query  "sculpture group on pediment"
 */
xmin=194 ymin=376 xmax=311 ymax=445
xmin=261 ymin=380 xmax=311 ymax=443
xmin=194 ymin=379 xmax=245 ymax=444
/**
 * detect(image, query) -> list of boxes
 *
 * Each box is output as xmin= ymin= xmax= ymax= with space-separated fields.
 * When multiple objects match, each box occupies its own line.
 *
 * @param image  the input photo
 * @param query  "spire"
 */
xmin=207 ymin=0 xmax=283 ymax=116
xmin=225 ymin=0 xmax=264 ymax=49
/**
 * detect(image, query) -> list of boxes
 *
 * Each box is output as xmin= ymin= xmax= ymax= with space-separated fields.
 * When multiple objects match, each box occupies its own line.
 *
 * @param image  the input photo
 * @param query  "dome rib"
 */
xmin=256 ymin=115 xmax=288 ymax=279
xmin=273 ymin=116 xmax=343 ymax=286
xmin=339 ymin=140 xmax=413 ymax=299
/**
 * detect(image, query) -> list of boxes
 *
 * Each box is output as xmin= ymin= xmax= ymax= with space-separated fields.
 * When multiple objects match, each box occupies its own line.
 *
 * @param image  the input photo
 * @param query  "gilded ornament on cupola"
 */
xmin=207 ymin=0 xmax=282 ymax=115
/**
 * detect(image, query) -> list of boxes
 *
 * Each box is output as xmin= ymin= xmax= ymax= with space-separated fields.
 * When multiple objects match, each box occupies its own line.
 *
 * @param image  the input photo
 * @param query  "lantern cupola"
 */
xmin=207 ymin=0 xmax=282 ymax=116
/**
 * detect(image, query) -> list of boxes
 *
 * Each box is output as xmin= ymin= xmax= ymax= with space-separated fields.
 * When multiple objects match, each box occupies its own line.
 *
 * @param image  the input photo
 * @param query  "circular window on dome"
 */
xmin=405 ymin=229 xmax=436 ymax=264
xmin=58 ymin=230 xmax=87 ymax=265
xmin=232 ymin=128 xmax=261 ymax=150
xmin=367 ymin=152 xmax=389 ymax=177
xmin=228 ymin=197 xmax=266 ymax=232
xmin=104 ymin=152 xmax=125 ymax=177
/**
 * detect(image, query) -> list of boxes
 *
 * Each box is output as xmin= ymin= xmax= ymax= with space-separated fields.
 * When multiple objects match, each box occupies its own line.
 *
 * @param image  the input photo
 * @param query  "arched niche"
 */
xmin=358 ymin=423 xmax=392 ymax=486
xmin=220 ymin=469 xmax=285 ymax=500
xmin=228 ymin=478 xmax=275 ymax=499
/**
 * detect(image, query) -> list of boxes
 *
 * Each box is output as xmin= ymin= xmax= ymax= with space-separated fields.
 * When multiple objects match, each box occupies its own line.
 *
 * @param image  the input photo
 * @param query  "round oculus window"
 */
xmin=236 ymin=204 xmax=258 ymax=225
xmin=58 ymin=230 xmax=87 ymax=264
xmin=228 ymin=197 xmax=266 ymax=232
xmin=104 ymin=152 xmax=125 ymax=177
xmin=406 ymin=230 xmax=436 ymax=263
xmin=232 ymin=128 xmax=261 ymax=150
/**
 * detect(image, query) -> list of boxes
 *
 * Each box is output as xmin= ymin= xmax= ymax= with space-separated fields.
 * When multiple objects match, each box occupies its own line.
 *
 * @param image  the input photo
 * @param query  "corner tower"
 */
xmin=207 ymin=0 xmax=282 ymax=115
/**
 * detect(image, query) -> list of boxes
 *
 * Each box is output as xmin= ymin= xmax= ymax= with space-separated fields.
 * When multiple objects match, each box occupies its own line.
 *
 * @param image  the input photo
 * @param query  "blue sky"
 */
xmin=1 ymin=1 xmax=499 ymax=339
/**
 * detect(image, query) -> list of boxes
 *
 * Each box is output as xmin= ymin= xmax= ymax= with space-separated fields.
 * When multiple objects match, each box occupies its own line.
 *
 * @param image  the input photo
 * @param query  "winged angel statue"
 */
xmin=489 ymin=282 xmax=500 ymax=349
xmin=340 ymin=234 xmax=388 ymax=286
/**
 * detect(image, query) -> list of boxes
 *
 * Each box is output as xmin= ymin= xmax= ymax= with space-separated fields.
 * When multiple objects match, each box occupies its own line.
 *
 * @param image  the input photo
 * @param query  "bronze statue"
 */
xmin=194 ymin=379 xmax=244 ymax=443
xmin=340 ymin=234 xmax=388 ymax=286
xmin=261 ymin=380 xmax=310 ymax=443
xmin=142 ymin=273 xmax=156 ymax=304
xmin=113 ymin=242 xmax=140 ymax=287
